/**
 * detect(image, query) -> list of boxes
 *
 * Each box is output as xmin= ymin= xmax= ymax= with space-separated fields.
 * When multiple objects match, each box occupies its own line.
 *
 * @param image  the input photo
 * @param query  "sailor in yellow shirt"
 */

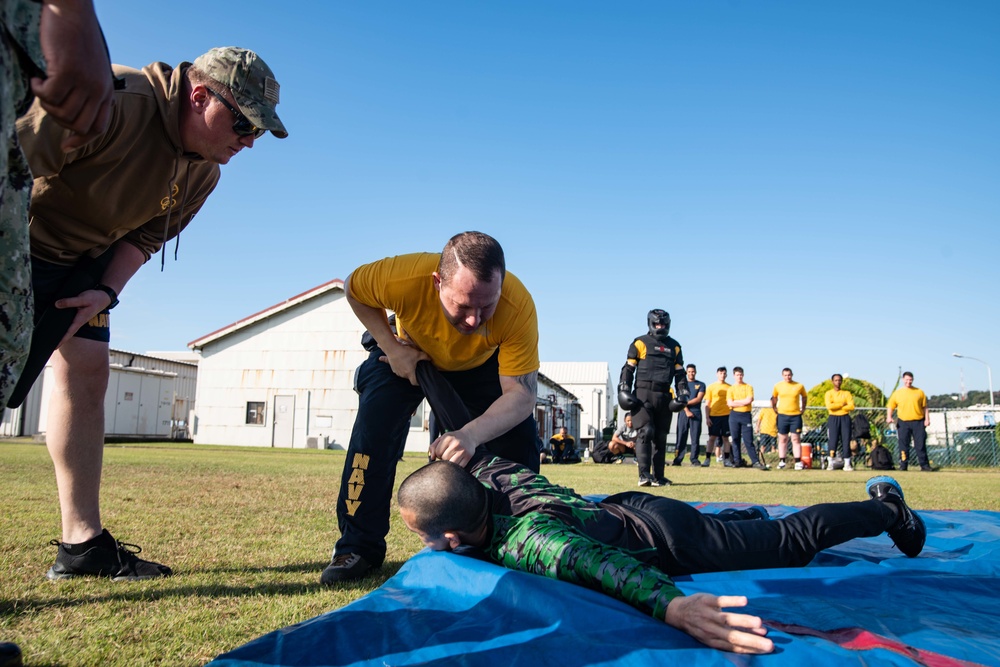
xmin=771 ymin=368 xmax=808 ymax=470
xmin=824 ymin=373 xmax=856 ymax=471
xmin=548 ymin=426 xmax=578 ymax=463
xmin=726 ymin=367 xmax=764 ymax=469
xmin=886 ymin=371 xmax=931 ymax=472
xmin=703 ymin=367 xmax=732 ymax=464
xmin=323 ymin=232 xmax=541 ymax=585
xmin=754 ymin=406 xmax=778 ymax=455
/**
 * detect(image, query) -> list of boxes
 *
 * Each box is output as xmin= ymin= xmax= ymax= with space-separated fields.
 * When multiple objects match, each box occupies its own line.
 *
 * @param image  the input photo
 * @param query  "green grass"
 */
xmin=2 ymin=439 xmax=998 ymax=666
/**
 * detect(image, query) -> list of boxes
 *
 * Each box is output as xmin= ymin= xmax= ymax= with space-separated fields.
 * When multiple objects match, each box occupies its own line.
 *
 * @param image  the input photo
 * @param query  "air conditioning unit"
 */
xmin=306 ymin=436 xmax=319 ymax=449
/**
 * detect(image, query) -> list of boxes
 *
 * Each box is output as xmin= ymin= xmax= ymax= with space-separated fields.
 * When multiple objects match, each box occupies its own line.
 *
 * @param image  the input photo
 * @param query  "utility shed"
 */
xmin=1 ymin=349 xmax=197 ymax=439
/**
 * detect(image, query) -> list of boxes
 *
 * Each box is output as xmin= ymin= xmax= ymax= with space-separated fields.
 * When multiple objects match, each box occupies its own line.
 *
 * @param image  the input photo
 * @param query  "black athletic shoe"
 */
xmin=701 ymin=459 xmax=711 ymax=467
xmin=671 ymin=459 xmax=683 ymax=467
xmin=47 ymin=529 xmax=172 ymax=581
xmin=320 ymin=553 xmax=375 ymax=585
xmin=866 ymin=476 xmax=926 ymax=558
xmin=0 ymin=642 xmax=22 ymax=667
xmin=920 ymin=465 xmax=934 ymax=472
xmin=751 ymin=462 xmax=768 ymax=471
xmin=719 ymin=506 xmax=769 ymax=521
xmin=689 ymin=460 xmax=701 ymax=467
xmin=651 ymin=477 xmax=671 ymax=487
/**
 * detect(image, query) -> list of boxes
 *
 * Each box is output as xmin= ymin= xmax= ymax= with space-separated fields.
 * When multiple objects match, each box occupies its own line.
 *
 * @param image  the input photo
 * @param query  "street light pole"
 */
xmin=952 ymin=353 xmax=995 ymax=410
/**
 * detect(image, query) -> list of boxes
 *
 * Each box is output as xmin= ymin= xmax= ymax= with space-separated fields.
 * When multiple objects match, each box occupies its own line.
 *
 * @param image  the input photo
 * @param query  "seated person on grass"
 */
xmin=398 ymin=451 xmax=925 ymax=655
xmin=591 ymin=414 xmax=637 ymax=463
xmin=548 ymin=427 xmax=578 ymax=463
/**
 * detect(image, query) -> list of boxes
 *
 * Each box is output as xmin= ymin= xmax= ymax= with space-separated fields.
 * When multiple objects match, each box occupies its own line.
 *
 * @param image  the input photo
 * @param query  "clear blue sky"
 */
xmin=96 ymin=1 xmax=999 ymax=399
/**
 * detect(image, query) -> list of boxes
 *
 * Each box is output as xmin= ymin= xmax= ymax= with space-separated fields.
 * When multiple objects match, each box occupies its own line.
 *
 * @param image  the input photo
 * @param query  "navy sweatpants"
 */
xmin=334 ymin=348 xmax=539 ymax=565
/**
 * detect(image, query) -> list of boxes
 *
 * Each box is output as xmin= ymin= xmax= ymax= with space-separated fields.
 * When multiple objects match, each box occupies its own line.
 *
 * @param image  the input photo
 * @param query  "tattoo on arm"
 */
xmin=513 ymin=371 xmax=538 ymax=395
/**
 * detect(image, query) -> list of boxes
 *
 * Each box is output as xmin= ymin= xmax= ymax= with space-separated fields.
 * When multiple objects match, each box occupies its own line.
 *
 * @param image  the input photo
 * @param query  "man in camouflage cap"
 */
xmin=15 ymin=44 xmax=287 ymax=582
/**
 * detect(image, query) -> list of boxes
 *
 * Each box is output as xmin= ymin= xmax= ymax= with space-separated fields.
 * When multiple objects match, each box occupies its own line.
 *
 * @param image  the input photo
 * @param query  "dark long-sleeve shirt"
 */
xmin=467 ymin=450 xmax=683 ymax=618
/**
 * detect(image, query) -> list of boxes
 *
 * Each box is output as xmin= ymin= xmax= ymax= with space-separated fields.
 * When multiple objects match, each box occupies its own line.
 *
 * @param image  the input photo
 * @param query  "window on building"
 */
xmin=246 ymin=401 xmax=266 ymax=425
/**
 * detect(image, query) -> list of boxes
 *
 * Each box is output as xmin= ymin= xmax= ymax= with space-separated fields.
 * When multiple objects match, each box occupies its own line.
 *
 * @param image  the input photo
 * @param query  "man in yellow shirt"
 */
xmin=886 ymin=372 xmax=932 ymax=472
xmin=771 ymin=368 xmax=808 ymax=470
xmin=703 ymin=367 xmax=732 ymax=465
xmin=548 ymin=426 xmax=578 ymax=463
xmin=754 ymin=405 xmax=778 ymax=457
xmin=726 ymin=367 xmax=765 ymax=469
xmin=825 ymin=373 xmax=856 ymax=472
xmin=323 ymin=231 xmax=541 ymax=584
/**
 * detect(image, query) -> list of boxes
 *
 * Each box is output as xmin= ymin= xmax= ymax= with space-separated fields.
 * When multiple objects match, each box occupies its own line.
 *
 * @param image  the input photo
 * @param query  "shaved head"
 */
xmin=398 ymin=460 xmax=488 ymax=536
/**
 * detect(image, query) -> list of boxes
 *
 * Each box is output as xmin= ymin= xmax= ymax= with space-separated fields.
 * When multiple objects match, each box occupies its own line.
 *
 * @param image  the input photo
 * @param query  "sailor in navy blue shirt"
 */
xmin=672 ymin=364 xmax=707 ymax=466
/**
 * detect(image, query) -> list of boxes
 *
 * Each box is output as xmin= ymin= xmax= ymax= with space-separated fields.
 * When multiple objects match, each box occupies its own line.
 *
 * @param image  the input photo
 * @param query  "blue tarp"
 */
xmin=211 ymin=505 xmax=1000 ymax=666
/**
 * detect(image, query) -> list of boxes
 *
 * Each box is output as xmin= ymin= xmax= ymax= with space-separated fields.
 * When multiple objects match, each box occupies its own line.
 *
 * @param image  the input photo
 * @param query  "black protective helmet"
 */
xmin=647 ymin=309 xmax=670 ymax=340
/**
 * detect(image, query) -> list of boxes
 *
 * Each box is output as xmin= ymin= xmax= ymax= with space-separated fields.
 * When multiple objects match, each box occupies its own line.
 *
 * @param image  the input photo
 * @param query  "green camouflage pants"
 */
xmin=0 ymin=26 xmax=34 ymax=407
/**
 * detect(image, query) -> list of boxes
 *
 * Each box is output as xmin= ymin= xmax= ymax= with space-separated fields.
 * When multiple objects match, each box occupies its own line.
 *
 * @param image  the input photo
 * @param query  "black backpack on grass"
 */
xmin=870 ymin=443 xmax=894 ymax=471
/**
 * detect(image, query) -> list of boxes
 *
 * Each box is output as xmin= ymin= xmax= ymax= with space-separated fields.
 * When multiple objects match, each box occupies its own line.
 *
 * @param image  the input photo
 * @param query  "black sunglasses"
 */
xmin=207 ymin=88 xmax=265 ymax=139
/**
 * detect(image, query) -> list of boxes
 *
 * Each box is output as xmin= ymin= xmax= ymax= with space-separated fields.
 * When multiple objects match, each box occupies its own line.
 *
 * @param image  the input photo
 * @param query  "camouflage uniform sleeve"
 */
xmin=491 ymin=513 xmax=682 ymax=620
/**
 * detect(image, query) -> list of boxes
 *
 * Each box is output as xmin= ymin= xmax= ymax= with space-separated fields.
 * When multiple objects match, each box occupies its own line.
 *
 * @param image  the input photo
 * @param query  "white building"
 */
xmin=188 ymin=279 xmax=367 ymax=450
xmin=539 ymin=362 xmax=613 ymax=446
xmin=187 ymin=279 xmax=581 ymax=452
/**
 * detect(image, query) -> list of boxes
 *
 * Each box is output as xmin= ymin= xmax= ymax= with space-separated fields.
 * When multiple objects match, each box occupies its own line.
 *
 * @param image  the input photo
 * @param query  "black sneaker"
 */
xmin=866 ymin=476 xmax=926 ymax=558
xmin=0 ymin=642 xmax=22 ymax=667
xmin=719 ymin=506 xmax=770 ymax=521
xmin=320 ymin=553 xmax=375 ymax=585
xmin=701 ymin=459 xmax=710 ymax=467
xmin=751 ymin=462 xmax=768 ymax=471
xmin=47 ymin=529 xmax=172 ymax=581
xmin=651 ymin=477 xmax=671 ymax=487
xmin=689 ymin=460 xmax=701 ymax=467
xmin=637 ymin=477 xmax=652 ymax=487
xmin=671 ymin=459 xmax=683 ymax=467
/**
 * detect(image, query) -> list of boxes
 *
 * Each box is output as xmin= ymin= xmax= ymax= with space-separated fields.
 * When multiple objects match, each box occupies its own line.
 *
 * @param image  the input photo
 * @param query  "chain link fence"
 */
xmin=750 ymin=406 xmax=999 ymax=469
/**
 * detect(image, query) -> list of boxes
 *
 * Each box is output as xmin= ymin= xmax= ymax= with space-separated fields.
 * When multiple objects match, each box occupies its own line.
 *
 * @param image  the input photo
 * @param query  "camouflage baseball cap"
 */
xmin=192 ymin=47 xmax=288 ymax=138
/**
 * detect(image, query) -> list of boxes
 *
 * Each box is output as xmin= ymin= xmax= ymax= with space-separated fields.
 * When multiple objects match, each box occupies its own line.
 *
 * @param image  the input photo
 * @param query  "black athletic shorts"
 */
xmin=31 ymin=257 xmax=111 ymax=343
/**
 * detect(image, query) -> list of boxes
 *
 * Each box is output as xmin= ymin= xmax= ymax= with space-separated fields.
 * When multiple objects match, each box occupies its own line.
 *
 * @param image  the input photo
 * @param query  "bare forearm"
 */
xmin=463 ymin=373 xmax=536 ymax=445
xmin=101 ymin=242 xmax=146 ymax=295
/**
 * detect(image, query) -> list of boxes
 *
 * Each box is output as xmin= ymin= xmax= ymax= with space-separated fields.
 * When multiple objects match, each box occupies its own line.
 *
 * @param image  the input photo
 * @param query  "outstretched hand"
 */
xmin=664 ymin=594 xmax=773 ymax=654
xmin=32 ymin=0 xmax=114 ymax=151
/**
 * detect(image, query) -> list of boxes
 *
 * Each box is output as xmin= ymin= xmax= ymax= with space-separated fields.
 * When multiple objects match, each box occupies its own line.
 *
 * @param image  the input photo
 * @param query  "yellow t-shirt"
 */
xmin=730 ymin=383 xmax=754 ymax=413
xmin=348 ymin=253 xmax=539 ymax=375
xmin=824 ymin=389 xmax=855 ymax=417
xmin=704 ymin=381 xmax=731 ymax=417
xmin=887 ymin=387 xmax=927 ymax=422
xmin=772 ymin=381 xmax=807 ymax=415
xmin=758 ymin=408 xmax=778 ymax=436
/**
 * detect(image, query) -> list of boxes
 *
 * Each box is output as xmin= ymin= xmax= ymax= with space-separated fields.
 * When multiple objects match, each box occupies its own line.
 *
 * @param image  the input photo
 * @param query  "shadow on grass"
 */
xmin=0 ymin=560 xmax=408 ymax=616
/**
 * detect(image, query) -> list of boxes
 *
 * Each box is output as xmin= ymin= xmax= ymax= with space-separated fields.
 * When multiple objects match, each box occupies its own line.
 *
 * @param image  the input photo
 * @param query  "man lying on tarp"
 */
xmin=398 ymin=449 xmax=925 ymax=655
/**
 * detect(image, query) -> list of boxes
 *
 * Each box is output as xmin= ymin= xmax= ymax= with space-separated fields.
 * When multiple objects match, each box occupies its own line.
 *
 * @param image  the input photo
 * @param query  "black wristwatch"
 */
xmin=94 ymin=284 xmax=119 ymax=310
